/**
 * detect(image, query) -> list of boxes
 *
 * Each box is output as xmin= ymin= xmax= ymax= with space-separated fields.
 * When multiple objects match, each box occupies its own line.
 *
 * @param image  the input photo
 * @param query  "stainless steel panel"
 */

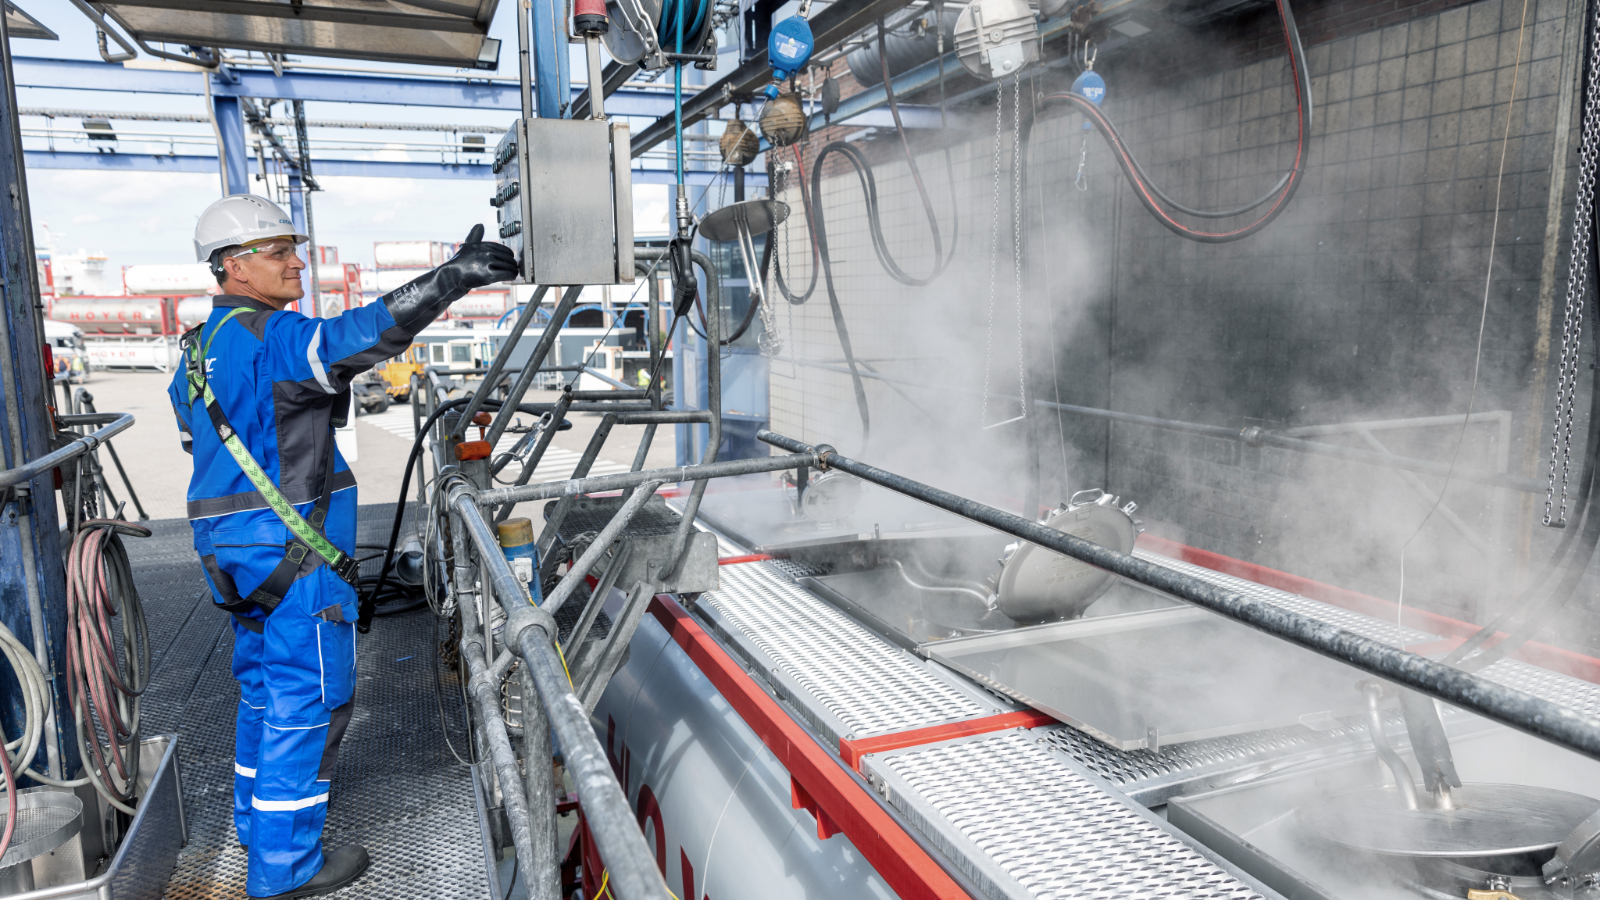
xmin=6 ymin=734 xmax=184 ymax=900
xmin=101 ymin=1 xmax=498 ymax=67
xmin=925 ymin=606 xmax=1371 ymax=751
xmin=1168 ymin=719 xmax=1600 ymax=900
xmin=863 ymin=730 xmax=1276 ymax=900
xmin=522 ymin=118 xmax=621 ymax=286
xmin=4 ymin=5 xmax=57 ymax=41
xmin=611 ymin=122 xmax=634 ymax=284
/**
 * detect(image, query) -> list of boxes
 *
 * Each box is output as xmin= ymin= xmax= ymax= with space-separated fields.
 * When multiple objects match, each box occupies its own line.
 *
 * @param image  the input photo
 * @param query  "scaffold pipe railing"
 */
xmin=472 ymin=450 xmax=822 ymax=507
xmin=755 ymin=429 xmax=1600 ymax=762
xmin=0 ymin=412 xmax=133 ymax=488
xmin=445 ymin=478 xmax=671 ymax=900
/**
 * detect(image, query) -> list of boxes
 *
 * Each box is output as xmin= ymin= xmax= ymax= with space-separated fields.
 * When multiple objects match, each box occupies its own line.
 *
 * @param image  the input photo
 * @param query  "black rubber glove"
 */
xmin=383 ymin=224 xmax=519 ymax=333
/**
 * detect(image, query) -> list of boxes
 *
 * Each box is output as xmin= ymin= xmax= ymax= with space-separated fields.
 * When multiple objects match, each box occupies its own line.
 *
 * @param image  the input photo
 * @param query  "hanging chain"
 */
xmin=1545 ymin=25 xmax=1600 ymax=526
xmin=1012 ymin=72 xmax=1027 ymax=417
xmin=981 ymin=79 xmax=1005 ymax=428
xmin=757 ymin=238 xmax=782 ymax=358
xmin=1074 ymin=135 xmax=1090 ymax=191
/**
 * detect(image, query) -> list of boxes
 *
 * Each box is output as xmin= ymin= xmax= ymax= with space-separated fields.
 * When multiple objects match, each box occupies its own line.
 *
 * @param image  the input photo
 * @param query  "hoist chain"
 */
xmin=1012 ymin=72 xmax=1027 ymax=415
xmin=982 ymin=78 xmax=1005 ymax=428
xmin=980 ymin=75 xmax=1028 ymax=428
xmin=1545 ymin=17 xmax=1600 ymax=526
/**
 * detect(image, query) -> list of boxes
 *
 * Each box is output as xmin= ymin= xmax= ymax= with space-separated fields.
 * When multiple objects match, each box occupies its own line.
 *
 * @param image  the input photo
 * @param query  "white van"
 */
xmin=42 ymin=319 xmax=89 ymax=384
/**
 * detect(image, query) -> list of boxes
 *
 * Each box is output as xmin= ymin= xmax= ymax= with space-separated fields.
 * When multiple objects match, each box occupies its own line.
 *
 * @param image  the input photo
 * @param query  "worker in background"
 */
xmin=168 ymin=195 xmax=516 ymax=899
xmin=636 ymin=365 xmax=651 ymax=388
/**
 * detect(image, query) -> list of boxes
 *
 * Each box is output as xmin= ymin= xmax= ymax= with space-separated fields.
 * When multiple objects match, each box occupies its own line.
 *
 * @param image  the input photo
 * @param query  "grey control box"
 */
xmin=492 ymin=117 xmax=634 ymax=286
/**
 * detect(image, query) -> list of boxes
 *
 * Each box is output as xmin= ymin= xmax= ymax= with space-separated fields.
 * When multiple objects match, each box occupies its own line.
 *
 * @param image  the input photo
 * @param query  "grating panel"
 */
xmin=1479 ymin=657 xmax=1600 ymax=719
xmin=1133 ymin=550 xmax=1435 ymax=646
xmin=553 ymin=495 xmax=684 ymax=540
xmin=873 ymin=732 xmax=1266 ymax=900
xmin=704 ymin=562 xmax=990 ymax=741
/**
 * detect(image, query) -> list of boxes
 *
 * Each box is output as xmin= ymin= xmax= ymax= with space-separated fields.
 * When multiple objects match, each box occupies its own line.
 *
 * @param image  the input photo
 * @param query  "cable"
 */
xmin=1020 ymin=0 xmax=1311 ymax=242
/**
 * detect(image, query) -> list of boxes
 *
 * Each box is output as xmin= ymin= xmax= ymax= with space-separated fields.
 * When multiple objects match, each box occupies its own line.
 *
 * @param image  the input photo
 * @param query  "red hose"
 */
xmin=1038 ymin=0 xmax=1311 ymax=242
xmin=0 ymin=724 xmax=16 ymax=867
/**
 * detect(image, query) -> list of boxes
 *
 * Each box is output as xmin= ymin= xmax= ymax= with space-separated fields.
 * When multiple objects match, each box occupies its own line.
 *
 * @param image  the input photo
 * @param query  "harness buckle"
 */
xmin=333 ymin=555 xmax=362 ymax=587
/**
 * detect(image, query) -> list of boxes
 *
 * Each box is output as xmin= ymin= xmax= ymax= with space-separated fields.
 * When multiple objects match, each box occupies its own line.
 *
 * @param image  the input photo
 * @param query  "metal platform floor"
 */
xmin=123 ymin=504 xmax=488 ymax=900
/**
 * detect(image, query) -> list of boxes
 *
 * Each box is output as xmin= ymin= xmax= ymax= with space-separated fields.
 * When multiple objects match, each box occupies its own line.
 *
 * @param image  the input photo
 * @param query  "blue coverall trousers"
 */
xmin=223 ymin=564 xmax=357 ymax=897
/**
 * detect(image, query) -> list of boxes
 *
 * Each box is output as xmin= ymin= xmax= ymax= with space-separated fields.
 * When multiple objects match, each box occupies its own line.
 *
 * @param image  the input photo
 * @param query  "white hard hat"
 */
xmin=193 ymin=194 xmax=309 ymax=263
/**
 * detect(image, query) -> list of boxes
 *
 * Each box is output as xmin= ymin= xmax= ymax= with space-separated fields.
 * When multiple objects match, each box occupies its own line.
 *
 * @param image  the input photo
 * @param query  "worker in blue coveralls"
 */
xmin=169 ymin=195 xmax=516 ymax=899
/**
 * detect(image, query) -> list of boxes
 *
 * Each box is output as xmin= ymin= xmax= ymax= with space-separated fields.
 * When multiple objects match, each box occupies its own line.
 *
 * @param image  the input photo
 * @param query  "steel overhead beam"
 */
xmin=10 ymin=56 xmax=673 ymax=116
xmin=630 ymin=0 xmax=920 ymax=157
xmin=803 ymin=0 xmax=1155 ymax=135
xmin=21 ymin=149 xmax=763 ymax=185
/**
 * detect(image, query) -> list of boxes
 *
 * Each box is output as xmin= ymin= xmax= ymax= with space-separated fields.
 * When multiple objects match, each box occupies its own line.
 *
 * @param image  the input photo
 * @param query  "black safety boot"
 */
xmin=259 ymin=845 xmax=370 ymax=899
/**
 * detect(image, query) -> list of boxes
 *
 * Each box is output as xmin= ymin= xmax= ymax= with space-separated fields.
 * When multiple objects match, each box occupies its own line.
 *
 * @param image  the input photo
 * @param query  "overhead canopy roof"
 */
xmin=6 ymin=3 xmax=58 ymax=40
xmin=98 ymin=0 xmax=502 ymax=68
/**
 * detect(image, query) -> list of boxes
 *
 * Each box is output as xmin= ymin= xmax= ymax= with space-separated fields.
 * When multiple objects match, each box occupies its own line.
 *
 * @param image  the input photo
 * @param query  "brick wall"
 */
xmin=768 ymin=0 xmax=1584 ymax=632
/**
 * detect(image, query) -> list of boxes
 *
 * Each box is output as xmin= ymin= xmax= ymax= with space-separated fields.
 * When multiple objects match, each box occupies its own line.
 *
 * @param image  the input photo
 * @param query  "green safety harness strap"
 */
xmin=185 ymin=307 xmax=361 ymax=622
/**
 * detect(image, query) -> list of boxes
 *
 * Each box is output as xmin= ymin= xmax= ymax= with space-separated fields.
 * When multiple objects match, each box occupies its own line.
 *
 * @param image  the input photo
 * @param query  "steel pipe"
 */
xmin=538 ymin=480 xmax=662 ymax=616
xmin=780 ymin=357 xmax=1544 ymax=494
xmin=755 ymin=430 xmax=1600 ymax=762
xmin=473 ymin=451 xmax=819 ymax=507
xmin=0 ymin=412 xmax=132 ymax=488
xmin=451 ymin=283 xmax=551 ymax=436
xmin=450 ymin=507 xmax=542 ymax=891
xmin=447 ymin=484 xmax=669 ymax=900
xmin=484 ymin=286 xmax=584 ymax=448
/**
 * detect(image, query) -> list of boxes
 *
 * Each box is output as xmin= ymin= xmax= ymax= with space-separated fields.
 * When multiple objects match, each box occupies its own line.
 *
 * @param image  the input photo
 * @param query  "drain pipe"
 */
xmin=756 ymin=430 xmax=1600 ymax=762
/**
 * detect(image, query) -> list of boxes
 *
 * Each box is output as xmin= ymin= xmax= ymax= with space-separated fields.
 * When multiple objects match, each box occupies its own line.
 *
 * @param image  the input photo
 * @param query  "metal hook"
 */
xmin=1082 ymin=39 xmax=1097 ymax=71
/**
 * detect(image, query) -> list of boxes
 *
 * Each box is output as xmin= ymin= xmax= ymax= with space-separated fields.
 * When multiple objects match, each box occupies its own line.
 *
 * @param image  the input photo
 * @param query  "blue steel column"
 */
xmin=211 ymin=93 xmax=249 ymax=195
xmin=529 ymin=0 xmax=568 ymax=118
xmin=0 ymin=13 xmax=77 ymax=781
xmin=287 ymin=169 xmax=311 ymax=309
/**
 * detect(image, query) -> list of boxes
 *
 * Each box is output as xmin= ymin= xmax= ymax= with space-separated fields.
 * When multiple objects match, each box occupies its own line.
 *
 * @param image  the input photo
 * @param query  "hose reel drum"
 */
xmin=604 ymin=0 xmax=717 ymax=70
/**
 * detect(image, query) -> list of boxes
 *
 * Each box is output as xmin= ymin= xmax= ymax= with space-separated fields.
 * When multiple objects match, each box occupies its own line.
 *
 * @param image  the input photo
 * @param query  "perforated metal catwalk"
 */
xmin=123 ymin=505 xmax=487 ymax=900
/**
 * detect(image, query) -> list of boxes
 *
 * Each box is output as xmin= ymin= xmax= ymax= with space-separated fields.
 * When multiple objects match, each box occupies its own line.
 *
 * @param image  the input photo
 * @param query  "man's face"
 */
xmin=222 ymin=238 xmax=306 ymax=309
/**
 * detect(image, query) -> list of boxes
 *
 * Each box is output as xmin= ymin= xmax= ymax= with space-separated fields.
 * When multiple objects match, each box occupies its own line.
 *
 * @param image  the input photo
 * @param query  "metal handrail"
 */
xmin=442 ymin=447 xmax=821 ymax=898
xmin=756 ymin=429 xmax=1600 ymax=762
xmin=447 ymin=479 xmax=670 ymax=900
xmin=0 ymin=412 xmax=133 ymax=489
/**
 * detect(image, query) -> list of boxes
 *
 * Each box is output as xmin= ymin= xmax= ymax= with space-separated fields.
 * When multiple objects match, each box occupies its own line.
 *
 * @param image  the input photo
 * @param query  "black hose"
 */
xmin=359 ymin=396 xmax=560 ymax=633
xmin=1022 ymin=0 xmax=1312 ymax=242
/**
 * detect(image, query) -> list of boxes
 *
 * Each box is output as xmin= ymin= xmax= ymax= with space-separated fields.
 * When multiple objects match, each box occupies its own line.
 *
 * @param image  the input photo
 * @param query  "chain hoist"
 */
xmin=1545 ymin=20 xmax=1600 ymax=526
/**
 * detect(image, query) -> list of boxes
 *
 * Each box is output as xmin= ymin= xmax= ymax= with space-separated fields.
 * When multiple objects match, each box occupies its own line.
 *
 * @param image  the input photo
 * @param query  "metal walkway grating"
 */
xmin=122 ymin=505 xmax=487 ymax=900
xmin=703 ymin=562 xmax=992 ymax=742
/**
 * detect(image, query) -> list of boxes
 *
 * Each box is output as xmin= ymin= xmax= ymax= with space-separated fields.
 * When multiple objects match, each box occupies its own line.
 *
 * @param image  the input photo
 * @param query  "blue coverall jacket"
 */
xmin=169 ymin=294 xmax=416 ymax=897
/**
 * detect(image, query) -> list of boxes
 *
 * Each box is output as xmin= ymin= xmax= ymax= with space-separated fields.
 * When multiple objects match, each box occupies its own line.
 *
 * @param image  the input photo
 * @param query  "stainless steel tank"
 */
xmin=592 ymin=614 xmax=896 ymax=899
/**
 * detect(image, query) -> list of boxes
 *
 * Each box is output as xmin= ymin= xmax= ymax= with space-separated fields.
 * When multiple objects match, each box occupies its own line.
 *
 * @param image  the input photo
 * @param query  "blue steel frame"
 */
xmin=0 ymin=36 xmax=77 ymax=782
xmin=20 ymin=151 xmax=763 ymax=185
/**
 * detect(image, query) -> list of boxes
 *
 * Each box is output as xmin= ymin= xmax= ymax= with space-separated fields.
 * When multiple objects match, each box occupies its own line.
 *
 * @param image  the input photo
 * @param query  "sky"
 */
xmin=14 ymin=0 xmax=689 ymax=275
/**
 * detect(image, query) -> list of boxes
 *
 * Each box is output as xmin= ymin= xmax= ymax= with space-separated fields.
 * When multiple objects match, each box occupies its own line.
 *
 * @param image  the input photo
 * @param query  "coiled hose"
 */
xmin=64 ymin=519 xmax=150 ymax=815
xmin=1021 ymin=0 xmax=1312 ymax=242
